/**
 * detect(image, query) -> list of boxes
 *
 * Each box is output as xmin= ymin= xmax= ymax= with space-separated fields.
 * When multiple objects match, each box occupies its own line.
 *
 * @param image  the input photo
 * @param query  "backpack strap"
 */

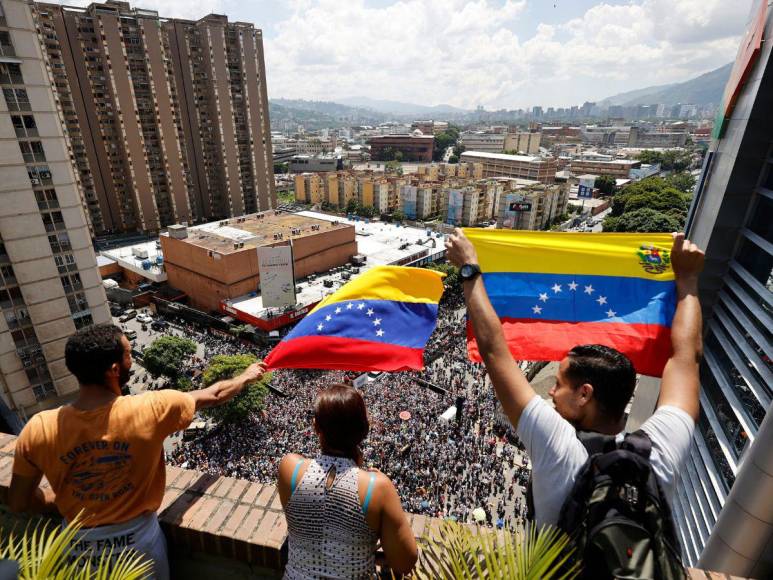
xmin=576 ymin=430 xmax=618 ymax=455
xmin=622 ymin=429 xmax=652 ymax=459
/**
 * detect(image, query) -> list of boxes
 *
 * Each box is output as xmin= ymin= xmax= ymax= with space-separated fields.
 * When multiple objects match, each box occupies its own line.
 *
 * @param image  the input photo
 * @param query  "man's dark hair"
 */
xmin=566 ymin=344 xmax=636 ymax=420
xmin=64 ymin=323 xmax=125 ymax=386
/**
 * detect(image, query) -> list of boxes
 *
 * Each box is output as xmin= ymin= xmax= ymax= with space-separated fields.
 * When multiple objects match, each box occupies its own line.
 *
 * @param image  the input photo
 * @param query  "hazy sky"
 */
xmin=57 ymin=1 xmax=755 ymax=109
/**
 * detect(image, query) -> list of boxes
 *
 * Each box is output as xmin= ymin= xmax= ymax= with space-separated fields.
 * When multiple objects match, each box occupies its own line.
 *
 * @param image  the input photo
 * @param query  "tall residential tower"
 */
xmin=0 ymin=0 xmax=110 ymax=428
xmin=34 ymin=0 xmax=275 ymax=235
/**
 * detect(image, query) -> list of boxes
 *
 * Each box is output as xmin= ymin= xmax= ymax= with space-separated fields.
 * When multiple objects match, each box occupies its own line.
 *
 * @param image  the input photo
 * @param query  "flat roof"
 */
xmin=571 ymin=158 xmax=638 ymax=165
xmin=368 ymin=134 xmax=435 ymax=140
xmin=101 ymin=241 xmax=167 ymax=283
xmin=460 ymin=151 xmax=544 ymax=163
xmin=164 ymin=212 xmax=351 ymax=255
xmin=224 ymin=211 xmax=443 ymax=319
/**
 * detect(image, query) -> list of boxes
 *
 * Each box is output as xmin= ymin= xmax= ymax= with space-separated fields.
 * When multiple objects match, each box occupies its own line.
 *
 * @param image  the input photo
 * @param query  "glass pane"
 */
xmin=698 ymin=410 xmax=735 ymax=493
xmin=699 ymin=359 xmax=748 ymax=457
xmin=747 ymin=194 xmax=773 ymax=243
xmin=736 ymin=236 xmax=773 ymax=292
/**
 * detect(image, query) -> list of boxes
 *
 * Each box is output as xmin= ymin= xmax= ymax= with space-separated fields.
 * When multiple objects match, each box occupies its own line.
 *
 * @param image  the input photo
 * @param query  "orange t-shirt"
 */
xmin=13 ymin=390 xmax=195 ymax=527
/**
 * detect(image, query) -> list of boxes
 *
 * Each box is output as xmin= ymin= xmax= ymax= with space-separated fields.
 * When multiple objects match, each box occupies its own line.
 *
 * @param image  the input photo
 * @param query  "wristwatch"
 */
xmin=459 ymin=263 xmax=481 ymax=281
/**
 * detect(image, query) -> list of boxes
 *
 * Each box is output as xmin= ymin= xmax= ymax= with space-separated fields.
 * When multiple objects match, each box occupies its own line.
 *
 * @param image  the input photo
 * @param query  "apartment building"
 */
xmin=458 ymin=131 xmax=505 ymax=153
xmin=503 ymin=131 xmax=541 ymax=154
xmin=460 ymin=151 xmax=557 ymax=184
xmin=32 ymin=1 xmax=275 ymax=235
xmin=0 ymin=0 xmax=110 ymax=428
xmin=568 ymin=158 xmax=641 ymax=179
xmin=294 ymin=173 xmax=323 ymax=205
xmin=495 ymin=181 xmax=568 ymax=230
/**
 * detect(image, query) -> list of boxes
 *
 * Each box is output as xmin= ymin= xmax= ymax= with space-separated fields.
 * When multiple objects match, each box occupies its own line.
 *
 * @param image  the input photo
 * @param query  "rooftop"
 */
xmin=460 ymin=151 xmax=545 ymax=163
xmin=100 ymin=240 xmax=167 ymax=283
xmin=164 ymin=212 xmax=351 ymax=255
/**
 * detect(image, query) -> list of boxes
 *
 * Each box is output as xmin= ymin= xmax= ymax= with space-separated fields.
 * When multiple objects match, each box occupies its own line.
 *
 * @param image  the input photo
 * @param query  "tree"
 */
xmin=448 ymin=155 xmax=459 ymax=164
xmin=636 ymin=149 xmax=693 ymax=172
xmin=273 ymin=162 xmax=288 ymax=174
xmin=346 ymin=197 xmax=360 ymax=214
xmin=622 ymin=187 xmax=689 ymax=215
xmin=385 ymin=159 xmax=403 ymax=175
xmin=432 ymin=127 xmax=460 ymax=161
xmin=595 ymin=174 xmax=616 ymax=195
xmin=200 ymin=354 xmax=271 ymax=423
xmin=142 ymin=335 xmax=196 ymax=387
xmin=612 ymin=208 xmax=681 ymax=233
xmin=665 ymin=172 xmax=696 ymax=193
xmin=426 ymin=263 xmax=460 ymax=302
xmin=357 ymin=205 xmax=377 ymax=218
xmin=452 ymin=144 xmax=466 ymax=158
xmin=392 ymin=209 xmax=405 ymax=222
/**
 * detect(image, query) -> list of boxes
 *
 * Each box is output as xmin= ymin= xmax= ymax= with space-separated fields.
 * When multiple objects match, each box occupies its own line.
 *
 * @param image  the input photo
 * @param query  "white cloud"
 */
xmin=264 ymin=0 xmax=753 ymax=108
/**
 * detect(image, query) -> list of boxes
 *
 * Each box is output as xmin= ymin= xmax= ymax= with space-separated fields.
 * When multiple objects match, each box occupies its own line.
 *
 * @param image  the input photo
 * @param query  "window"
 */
xmin=11 ymin=114 xmax=38 ymax=138
xmin=48 ymin=232 xmax=71 ymax=254
xmin=19 ymin=141 xmax=46 ymax=163
xmin=27 ymin=165 xmax=53 ymax=186
xmin=41 ymin=211 xmax=65 ymax=232
xmin=35 ymin=188 xmax=59 ymax=210
xmin=32 ymin=382 xmax=57 ymax=402
xmin=0 ymin=63 xmax=23 ymax=85
xmin=0 ymin=31 xmax=14 ymax=57
xmin=2 ymin=88 xmax=30 ymax=111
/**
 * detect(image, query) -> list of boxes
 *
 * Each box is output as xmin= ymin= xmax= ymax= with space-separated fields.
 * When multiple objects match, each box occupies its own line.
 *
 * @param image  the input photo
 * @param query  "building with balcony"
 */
xmin=0 ymin=0 xmax=110 ymax=428
xmin=32 ymin=1 xmax=275 ymax=235
xmin=460 ymin=151 xmax=558 ymax=184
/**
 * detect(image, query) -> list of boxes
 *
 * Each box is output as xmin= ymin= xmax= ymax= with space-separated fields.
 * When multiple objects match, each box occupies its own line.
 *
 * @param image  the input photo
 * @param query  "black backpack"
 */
xmin=526 ymin=430 xmax=685 ymax=579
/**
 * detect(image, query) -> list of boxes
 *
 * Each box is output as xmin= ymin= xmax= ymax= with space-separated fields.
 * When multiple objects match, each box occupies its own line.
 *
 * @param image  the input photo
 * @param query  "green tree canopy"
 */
xmin=200 ymin=354 xmax=270 ymax=423
xmin=392 ymin=209 xmax=405 ymax=222
xmin=636 ymin=149 xmax=693 ymax=172
xmin=595 ymin=174 xmax=616 ymax=195
xmin=433 ymin=127 xmax=460 ymax=161
xmin=665 ymin=172 xmax=696 ymax=193
xmin=426 ymin=263 xmax=459 ymax=302
xmin=346 ymin=197 xmax=360 ymax=214
xmin=142 ymin=336 xmax=196 ymax=386
xmin=610 ymin=207 xmax=681 ymax=233
xmin=622 ymin=187 xmax=689 ymax=215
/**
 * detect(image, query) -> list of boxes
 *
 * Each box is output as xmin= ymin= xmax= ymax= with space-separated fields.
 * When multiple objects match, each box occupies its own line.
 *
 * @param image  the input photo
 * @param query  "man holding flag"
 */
xmin=446 ymin=228 xmax=704 ymax=575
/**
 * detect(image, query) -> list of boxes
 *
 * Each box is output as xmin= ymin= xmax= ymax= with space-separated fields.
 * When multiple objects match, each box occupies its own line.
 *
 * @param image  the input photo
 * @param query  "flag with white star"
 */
xmin=464 ymin=230 xmax=678 ymax=377
xmin=264 ymin=266 xmax=444 ymax=372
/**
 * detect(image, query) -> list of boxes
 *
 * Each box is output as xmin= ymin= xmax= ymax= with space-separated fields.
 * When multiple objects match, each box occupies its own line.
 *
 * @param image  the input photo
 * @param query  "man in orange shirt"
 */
xmin=9 ymin=323 xmax=265 ymax=578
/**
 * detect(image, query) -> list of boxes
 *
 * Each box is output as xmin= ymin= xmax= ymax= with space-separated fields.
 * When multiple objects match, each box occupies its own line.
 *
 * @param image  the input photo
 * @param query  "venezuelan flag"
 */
xmin=465 ymin=230 xmax=677 ymax=377
xmin=263 ymin=266 xmax=444 ymax=372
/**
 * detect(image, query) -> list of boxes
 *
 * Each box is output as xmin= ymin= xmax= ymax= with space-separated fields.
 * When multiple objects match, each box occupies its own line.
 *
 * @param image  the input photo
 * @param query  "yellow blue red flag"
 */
xmin=465 ymin=230 xmax=676 ymax=377
xmin=264 ymin=266 xmax=445 ymax=372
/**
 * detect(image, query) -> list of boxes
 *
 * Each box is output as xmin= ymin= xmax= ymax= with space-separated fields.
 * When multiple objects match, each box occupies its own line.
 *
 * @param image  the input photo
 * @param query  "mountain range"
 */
xmin=269 ymin=62 xmax=732 ymax=128
xmin=598 ymin=62 xmax=732 ymax=107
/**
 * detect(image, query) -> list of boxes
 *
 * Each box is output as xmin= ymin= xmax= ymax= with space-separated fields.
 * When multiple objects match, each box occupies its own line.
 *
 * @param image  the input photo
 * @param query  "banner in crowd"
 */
xmin=264 ymin=266 xmax=444 ymax=371
xmin=464 ymin=229 xmax=677 ymax=377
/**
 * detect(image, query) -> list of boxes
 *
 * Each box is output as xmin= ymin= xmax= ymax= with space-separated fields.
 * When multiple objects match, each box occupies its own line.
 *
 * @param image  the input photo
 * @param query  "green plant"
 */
xmin=200 ymin=354 xmax=271 ymax=423
xmin=0 ymin=514 xmax=152 ymax=579
xmin=141 ymin=335 xmax=196 ymax=387
xmin=409 ymin=521 xmax=579 ymax=579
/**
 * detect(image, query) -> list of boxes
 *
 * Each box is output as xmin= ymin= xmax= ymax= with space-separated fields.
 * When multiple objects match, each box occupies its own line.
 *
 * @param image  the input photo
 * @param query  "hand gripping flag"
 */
xmin=465 ymin=230 xmax=677 ymax=377
xmin=263 ymin=266 xmax=445 ymax=372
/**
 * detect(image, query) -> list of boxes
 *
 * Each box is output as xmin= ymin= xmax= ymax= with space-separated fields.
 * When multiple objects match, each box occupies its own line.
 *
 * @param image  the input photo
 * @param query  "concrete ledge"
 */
xmin=0 ymin=434 xmax=744 ymax=579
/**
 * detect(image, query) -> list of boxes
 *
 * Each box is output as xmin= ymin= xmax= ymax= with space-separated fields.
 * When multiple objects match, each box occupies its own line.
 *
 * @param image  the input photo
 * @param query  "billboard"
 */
xmin=502 ymin=193 xmax=531 ymax=229
xmin=402 ymin=185 xmax=417 ymax=220
xmin=258 ymin=244 xmax=296 ymax=308
xmin=446 ymin=189 xmax=464 ymax=225
xmin=577 ymin=184 xmax=593 ymax=198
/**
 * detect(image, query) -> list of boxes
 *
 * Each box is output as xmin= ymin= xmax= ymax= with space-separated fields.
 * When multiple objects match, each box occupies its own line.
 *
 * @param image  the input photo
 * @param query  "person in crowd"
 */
xmin=278 ymin=384 xmax=418 ymax=578
xmin=9 ymin=323 xmax=266 ymax=578
xmin=445 ymin=229 xmax=705 ymax=527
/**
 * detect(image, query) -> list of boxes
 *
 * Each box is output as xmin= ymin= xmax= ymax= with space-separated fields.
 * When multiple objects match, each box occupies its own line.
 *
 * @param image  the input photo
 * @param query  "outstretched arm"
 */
xmin=657 ymin=232 xmax=704 ymax=420
xmin=445 ymin=229 xmax=535 ymax=428
xmin=189 ymin=362 xmax=266 ymax=411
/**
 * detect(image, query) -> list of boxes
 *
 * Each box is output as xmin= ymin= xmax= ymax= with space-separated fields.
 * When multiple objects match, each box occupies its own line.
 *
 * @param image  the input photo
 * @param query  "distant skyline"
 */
xmin=55 ymin=0 xmax=755 ymax=109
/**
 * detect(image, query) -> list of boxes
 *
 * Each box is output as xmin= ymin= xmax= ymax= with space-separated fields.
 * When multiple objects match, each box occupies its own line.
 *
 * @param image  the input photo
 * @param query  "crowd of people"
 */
xmin=164 ymin=292 xmax=531 ymax=528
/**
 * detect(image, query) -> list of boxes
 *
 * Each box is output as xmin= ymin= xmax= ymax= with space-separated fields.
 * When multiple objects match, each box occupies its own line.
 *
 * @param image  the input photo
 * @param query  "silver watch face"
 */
xmin=461 ymin=265 xmax=474 ymax=278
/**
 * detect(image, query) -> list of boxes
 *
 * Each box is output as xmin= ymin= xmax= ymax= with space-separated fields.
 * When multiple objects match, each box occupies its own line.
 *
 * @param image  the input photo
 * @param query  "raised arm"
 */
xmin=445 ymin=229 xmax=536 ymax=428
xmin=189 ymin=362 xmax=266 ymax=411
xmin=657 ymin=232 xmax=704 ymax=420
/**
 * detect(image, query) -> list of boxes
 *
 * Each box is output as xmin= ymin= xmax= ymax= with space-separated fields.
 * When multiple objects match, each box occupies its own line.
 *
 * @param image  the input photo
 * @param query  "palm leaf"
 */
xmin=0 ymin=513 xmax=152 ymax=579
xmin=409 ymin=520 xmax=580 ymax=579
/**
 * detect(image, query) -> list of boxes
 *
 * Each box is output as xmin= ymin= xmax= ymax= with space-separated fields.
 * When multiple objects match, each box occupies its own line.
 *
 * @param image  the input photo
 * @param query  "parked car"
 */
xmin=118 ymin=309 xmax=137 ymax=323
xmin=137 ymin=313 xmax=152 ymax=324
xmin=150 ymin=319 xmax=169 ymax=331
xmin=124 ymin=329 xmax=138 ymax=341
xmin=109 ymin=304 xmax=124 ymax=317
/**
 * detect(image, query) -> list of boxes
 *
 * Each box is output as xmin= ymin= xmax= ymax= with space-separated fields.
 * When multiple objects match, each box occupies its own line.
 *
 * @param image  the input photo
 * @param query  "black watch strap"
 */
xmin=460 ymin=263 xmax=481 ymax=281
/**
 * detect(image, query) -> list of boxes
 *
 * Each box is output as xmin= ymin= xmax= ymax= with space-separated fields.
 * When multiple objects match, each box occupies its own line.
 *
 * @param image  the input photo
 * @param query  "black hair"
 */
xmin=64 ymin=323 xmax=126 ymax=386
xmin=566 ymin=344 xmax=636 ymax=421
xmin=314 ymin=384 xmax=369 ymax=464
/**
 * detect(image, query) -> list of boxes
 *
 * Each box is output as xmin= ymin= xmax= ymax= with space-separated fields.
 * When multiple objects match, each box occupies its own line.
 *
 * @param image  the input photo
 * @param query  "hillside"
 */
xmin=601 ymin=63 xmax=731 ymax=107
xmin=336 ymin=96 xmax=469 ymax=116
xmin=269 ymin=99 xmax=389 ymax=131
